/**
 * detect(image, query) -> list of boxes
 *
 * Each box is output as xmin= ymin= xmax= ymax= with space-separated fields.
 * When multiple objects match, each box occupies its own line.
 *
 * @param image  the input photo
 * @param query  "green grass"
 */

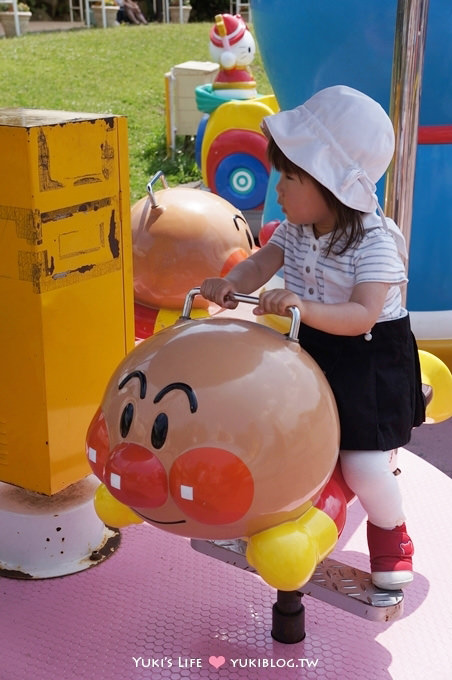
xmin=0 ymin=23 xmax=271 ymax=203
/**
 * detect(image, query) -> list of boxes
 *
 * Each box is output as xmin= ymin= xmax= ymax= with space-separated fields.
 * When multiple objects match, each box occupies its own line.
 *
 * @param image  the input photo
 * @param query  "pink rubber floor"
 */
xmin=1 ymin=449 xmax=450 ymax=680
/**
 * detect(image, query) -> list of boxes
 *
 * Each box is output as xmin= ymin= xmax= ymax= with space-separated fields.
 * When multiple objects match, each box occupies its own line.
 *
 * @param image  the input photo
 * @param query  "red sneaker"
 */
xmin=367 ymin=521 xmax=414 ymax=590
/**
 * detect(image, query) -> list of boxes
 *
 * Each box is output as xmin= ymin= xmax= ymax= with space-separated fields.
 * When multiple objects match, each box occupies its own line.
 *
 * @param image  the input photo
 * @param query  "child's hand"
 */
xmin=254 ymin=289 xmax=302 ymax=317
xmin=200 ymin=278 xmax=238 ymax=309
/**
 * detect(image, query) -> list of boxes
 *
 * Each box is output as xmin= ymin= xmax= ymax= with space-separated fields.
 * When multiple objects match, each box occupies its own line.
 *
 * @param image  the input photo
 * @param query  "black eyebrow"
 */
xmin=233 ymin=214 xmax=247 ymax=231
xmin=153 ymin=382 xmax=198 ymax=413
xmin=118 ymin=371 xmax=147 ymax=399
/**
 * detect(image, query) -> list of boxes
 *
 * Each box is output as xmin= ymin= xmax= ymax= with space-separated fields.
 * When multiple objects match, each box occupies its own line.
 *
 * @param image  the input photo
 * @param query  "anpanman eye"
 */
xmin=151 ymin=413 xmax=168 ymax=449
xmin=120 ymin=403 xmax=134 ymax=438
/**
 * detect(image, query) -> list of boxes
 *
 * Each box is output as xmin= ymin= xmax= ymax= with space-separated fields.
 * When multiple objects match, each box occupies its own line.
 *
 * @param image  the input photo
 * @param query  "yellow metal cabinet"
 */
xmin=0 ymin=109 xmax=135 ymax=494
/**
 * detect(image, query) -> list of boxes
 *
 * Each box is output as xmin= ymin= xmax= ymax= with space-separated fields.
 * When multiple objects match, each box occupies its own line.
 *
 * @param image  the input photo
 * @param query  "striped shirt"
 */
xmin=269 ymin=213 xmax=407 ymax=322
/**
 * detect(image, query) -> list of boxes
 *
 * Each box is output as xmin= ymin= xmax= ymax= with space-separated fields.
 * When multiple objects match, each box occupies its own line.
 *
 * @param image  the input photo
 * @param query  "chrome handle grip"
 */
xmin=181 ymin=287 xmax=300 ymax=342
xmin=146 ymin=171 xmax=168 ymax=207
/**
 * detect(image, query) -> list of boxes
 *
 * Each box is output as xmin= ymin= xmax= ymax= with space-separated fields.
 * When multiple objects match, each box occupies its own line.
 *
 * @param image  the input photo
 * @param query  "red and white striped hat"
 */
xmin=210 ymin=13 xmax=247 ymax=49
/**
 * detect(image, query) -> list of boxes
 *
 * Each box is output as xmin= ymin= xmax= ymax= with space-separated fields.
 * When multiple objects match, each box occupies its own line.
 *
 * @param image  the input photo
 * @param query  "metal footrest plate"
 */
xmin=190 ymin=538 xmax=403 ymax=622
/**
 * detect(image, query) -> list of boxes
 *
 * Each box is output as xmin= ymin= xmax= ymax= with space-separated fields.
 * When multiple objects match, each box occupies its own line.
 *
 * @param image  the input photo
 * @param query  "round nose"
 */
xmin=169 ymin=447 xmax=254 ymax=525
xmin=105 ymin=443 xmax=168 ymax=508
xmin=86 ymin=408 xmax=110 ymax=480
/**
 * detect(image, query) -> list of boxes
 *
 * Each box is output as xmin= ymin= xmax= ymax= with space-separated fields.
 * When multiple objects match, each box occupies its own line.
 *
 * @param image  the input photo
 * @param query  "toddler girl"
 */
xmin=200 ymin=85 xmax=425 ymax=589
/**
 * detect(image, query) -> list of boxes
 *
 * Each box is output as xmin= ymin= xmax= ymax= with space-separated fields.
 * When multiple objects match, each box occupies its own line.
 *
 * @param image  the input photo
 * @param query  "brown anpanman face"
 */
xmin=87 ymin=317 xmax=340 ymax=539
xmin=131 ymin=187 xmax=254 ymax=310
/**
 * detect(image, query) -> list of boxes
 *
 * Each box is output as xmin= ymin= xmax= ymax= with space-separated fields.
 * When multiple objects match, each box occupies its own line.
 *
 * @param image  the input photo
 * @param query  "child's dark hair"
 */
xmin=267 ymin=136 xmax=364 ymax=255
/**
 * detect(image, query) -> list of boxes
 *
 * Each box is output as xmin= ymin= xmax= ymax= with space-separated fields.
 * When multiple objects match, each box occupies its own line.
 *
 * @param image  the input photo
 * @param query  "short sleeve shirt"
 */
xmin=269 ymin=214 xmax=407 ymax=322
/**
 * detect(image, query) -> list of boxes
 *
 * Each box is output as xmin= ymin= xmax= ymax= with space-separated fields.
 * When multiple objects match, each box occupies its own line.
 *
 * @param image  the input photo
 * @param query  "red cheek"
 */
xmin=86 ymin=408 xmax=110 ymax=480
xmin=169 ymin=448 xmax=254 ymax=525
xmin=105 ymin=443 xmax=168 ymax=508
xmin=220 ymin=248 xmax=249 ymax=277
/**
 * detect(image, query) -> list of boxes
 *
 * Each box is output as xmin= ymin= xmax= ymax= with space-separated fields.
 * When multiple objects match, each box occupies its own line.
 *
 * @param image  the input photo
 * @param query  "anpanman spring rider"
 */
xmin=87 ymin=291 xmax=347 ymax=593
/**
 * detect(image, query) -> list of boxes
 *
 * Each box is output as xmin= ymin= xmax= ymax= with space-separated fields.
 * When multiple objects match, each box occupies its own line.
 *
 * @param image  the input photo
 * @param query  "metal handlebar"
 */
xmin=146 ymin=171 xmax=168 ymax=208
xmin=181 ymin=287 xmax=301 ymax=342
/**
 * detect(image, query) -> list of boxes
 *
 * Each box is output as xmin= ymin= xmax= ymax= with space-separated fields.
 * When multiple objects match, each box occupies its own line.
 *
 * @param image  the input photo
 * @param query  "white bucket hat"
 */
xmin=263 ymin=85 xmax=407 ymax=259
xmin=263 ymin=85 xmax=394 ymax=212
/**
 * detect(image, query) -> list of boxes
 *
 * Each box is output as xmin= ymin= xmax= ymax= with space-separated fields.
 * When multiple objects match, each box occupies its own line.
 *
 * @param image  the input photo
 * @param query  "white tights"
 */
xmin=339 ymin=449 xmax=406 ymax=529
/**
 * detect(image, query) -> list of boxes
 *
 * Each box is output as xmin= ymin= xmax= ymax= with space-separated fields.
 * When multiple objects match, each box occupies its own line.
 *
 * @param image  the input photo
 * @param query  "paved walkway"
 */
xmin=0 ymin=20 xmax=86 ymax=37
xmin=27 ymin=20 xmax=86 ymax=33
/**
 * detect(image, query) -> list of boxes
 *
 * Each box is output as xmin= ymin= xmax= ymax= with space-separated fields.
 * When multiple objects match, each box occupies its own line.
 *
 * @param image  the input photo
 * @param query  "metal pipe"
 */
xmin=384 ymin=0 xmax=430 ymax=261
xmin=12 ymin=0 xmax=21 ymax=36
